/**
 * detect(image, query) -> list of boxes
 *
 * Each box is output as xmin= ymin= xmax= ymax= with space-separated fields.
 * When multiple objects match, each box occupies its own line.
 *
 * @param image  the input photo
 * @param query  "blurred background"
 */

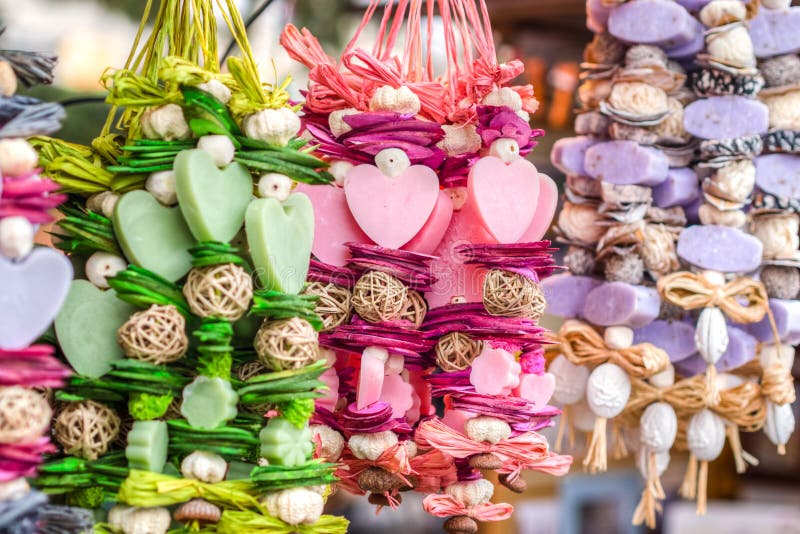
xmin=3 ymin=0 xmax=798 ymax=532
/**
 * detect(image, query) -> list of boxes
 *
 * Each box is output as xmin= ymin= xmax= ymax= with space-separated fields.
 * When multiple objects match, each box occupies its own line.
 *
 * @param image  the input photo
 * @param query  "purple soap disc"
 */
xmin=542 ymin=274 xmax=602 ymax=319
xmin=677 ymin=224 xmax=763 ymax=273
xmin=584 ymin=140 xmax=669 ymax=186
xmin=749 ymin=7 xmax=800 ymax=58
xmin=633 ymin=320 xmax=697 ymax=362
xmin=653 ymin=167 xmax=700 ymax=208
xmin=582 ymin=281 xmax=661 ymax=328
xmin=744 ymin=298 xmax=800 ymax=345
xmin=608 ymin=0 xmax=696 ymax=47
xmin=683 ymin=96 xmax=769 ymax=140
xmin=755 ymin=154 xmax=800 ymax=200
xmin=551 ymin=136 xmax=598 ymax=176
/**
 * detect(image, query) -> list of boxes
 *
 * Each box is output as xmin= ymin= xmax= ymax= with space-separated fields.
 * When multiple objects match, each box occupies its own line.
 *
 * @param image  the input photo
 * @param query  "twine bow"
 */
xmin=336 ymin=442 xmax=416 ymax=495
xmin=761 ymin=362 xmax=797 ymax=405
xmin=118 ymin=470 xmax=260 ymax=510
xmin=620 ymin=376 xmax=708 ymax=426
xmin=423 ymin=493 xmax=514 ymax=522
xmin=657 ymin=272 xmax=769 ymax=324
xmin=558 ymin=320 xmax=669 ymax=379
xmin=498 ymin=452 xmax=573 ymax=483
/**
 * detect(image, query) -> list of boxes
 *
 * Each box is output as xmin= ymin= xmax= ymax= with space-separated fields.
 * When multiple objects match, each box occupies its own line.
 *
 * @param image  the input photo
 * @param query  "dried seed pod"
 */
xmin=173 ymin=499 xmax=221 ymax=525
xmin=444 ymin=515 xmax=479 ymax=534
xmin=357 ymin=467 xmax=397 ymax=493
xmin=468 ymin=452 xmax=503 ymax=470
xmin=694 ymin=307 xmax=729 ymax=365
xmin=445 ymin=479 xmax=494 ymax=507
xmin=498 ymin=473 xmax=528 ymax=493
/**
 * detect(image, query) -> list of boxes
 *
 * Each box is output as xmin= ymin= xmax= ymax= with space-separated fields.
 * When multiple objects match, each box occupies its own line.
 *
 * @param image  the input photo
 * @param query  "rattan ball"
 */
xmin=54 ymin=400 xmax=120 ymax=460
xmin=482 ymin=269 xmax=546 ymax=320
xmin=117 ymin=304 xmax=188 ymax=364
xmin=435 ymin=332 xmax=483 ymax=372
xmin=352 ymin=271 xmax=408 ymax=323
xmin=254 ymin=317 xmax=320 ymax=371
xmin=304 ymin=281 xmax=352 ymax=331
xmin=399 ymin=290 xmax=428 ymax=328
xmin=183 ymin=264 xmax=253 ymax=321
xmin=236 ymin=361 xmax=268 ymax=381
xmin=0 ymin=386 xmax=52 ymax=444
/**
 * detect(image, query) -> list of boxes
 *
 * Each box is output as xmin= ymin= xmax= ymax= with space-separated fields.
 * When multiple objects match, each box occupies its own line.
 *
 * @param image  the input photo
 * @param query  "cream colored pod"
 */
xmin=549 ymin=355 xmax=591 ymax=451
xmin=584 ymin=362 xmax=632 ymax=473
xmin=765 ymin=401 xmax=795 ymax=455
xmin=640 ymin=402 xmax=677 ymax=454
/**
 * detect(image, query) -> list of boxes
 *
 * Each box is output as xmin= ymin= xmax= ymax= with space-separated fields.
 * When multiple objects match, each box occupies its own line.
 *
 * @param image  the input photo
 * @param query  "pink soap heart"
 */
xmin=470 ymin=345 xmax=521 ymax=396
xmin=344 ymin=163 xmax=439 ymax=249
xmin=357 ymin=346 xmax=388 ymax=409
xmin=515 ymin=372 xmax=556 ymax=407
xmin=379 ymin=374 xmax=415 ymax=419
xmin=441 ymin=409 xmax=477 ymax=433
xmin=405 ymin=388 xmax=422 ymax=425
xmin=468 ymin=156 xmax=540 ymax=243
xmin=294 ymin=183 xmax=372 ymax=267
xmin=402 ymin=190 xmax=454 ymax=254
xmin=518 ymin=173 xmax=558 ymax=243
xmin=315 ymin=367 xmax=340 ymax=413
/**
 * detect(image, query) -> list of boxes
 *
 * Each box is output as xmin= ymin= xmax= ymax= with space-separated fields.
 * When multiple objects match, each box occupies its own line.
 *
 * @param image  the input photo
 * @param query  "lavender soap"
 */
xmin=633 ymin=320 xmax=697 ymax=362
xmin=749 ymin=7 xmax=800 ymax=59
xmin=541 ymin=274 xmax=602 ymax=319
xmin=677 ymin=225 xmax=763 ymax=273
xmin=683 ymin=96 xmax=769 ymax=140
xmin=583 ymin=281 xmax=660 ymax=328
xmin=755 ymin=154 xmax=800 ymax=200
xmin=608 ymin=0 xmax=697 ymax=48
xmin=653 ymin=167 xmax=700 ymax=208
xmin=744 ymin=299 xmax=800 ymax=345
xmin=584 ymin=140 xmax=669 ymax=186
xmin=552 ymin=136 xmax=598 ymax=177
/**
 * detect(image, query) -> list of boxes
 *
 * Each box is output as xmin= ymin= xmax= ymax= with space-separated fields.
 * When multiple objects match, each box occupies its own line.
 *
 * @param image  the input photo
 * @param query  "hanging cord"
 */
xmin=220 ymin=0 xmax=277 ymax=63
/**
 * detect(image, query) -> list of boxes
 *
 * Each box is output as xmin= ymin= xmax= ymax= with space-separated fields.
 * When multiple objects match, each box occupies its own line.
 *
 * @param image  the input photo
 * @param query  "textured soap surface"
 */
xmin=542 ymin=274 xmax=602 ymax=318
xmin=259 ymin=418 xmax=314 ymax=467
xmin=125 ymin=420 xmax=168 ymax=473
xmin=551 ymin=136 xmax=597 ymax=176
xmin=749 ymin=7 xmax=800 ymax=58
xmin=683 ymin=96 xmax=769 ymax=140
xmin=181 ymin=376 xmax=239 ymax=430
xmin=744 ymin=299 xmax=800 ymax=345
xmin=664 ymin=17 xmax=704 ymax=58
xmin=755 ymin=154 xmax=800 ymax=200
xmin=653 ymin=167 xmax=700 ymax=208
xmin=584 ymin=141 xmax=669 ymax=186
xmin=582 ymin=281 xmax=661 ymax=328
xmin=608 ymin=0 xmax=696 ymax=48
xmin=677 ymin=225 xmax=763 ymax=272
xmin=633 ymin=320 xmax=697 ymax=362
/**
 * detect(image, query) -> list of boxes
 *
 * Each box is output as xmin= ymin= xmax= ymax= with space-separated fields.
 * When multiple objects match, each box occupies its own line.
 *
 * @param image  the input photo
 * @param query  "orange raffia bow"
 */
xmin=336 ymin=442 xmax=416 ymax=494
xmin=657 ymin=271 xmax=769 ymax=324
xmin=498 ymin=452 xmax=573 ymax=484
xmin=415 ymin=418 xmax=550 ymax=464
xmin=423 ymin=493 xmax=514 ymax=522
xmin=557 ymin=320 xmax=669 ymax=379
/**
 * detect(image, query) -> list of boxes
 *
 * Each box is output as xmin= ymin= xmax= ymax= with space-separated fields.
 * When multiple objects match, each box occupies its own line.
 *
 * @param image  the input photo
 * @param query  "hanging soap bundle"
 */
xmin=31 ymin=1 xmax=348 ymax=532
xmin=282 ymin=1 xmax=571 ymax=531
xmin=546 ymin=0 xmax=796 ymax=528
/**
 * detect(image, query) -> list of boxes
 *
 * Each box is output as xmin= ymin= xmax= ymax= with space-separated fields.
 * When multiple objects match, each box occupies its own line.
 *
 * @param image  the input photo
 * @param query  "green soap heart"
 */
xmin=174 ymin=149 xmax=253 ymax=243
xmin=114 ymin=190 xmax=195 ymax=281
xmin=54 ymin=280 xmax=137 ymax=378
xmin=245 ymin=193 xmax=314 ymax=294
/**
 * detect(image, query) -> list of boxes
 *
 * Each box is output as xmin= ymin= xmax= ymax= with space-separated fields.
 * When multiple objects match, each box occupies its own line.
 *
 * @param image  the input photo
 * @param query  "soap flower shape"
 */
xmin=469 ymin=344 xmax=521 ymax=396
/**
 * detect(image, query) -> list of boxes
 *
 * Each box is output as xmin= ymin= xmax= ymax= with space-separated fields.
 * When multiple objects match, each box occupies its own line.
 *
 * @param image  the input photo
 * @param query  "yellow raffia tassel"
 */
xmin=118 ymin=469 xmax=260 ymax=510
xmin=632 ymin=452 xmax=664 ymax=529
xmin=583 ymin=417 xmax=608 ymax=474
xmin=554 ymin=404 xmax=575 ymax=453
xmin=611 ymin=420 xmax=629 ymax=460
xmin=696 ymin=460 xmax=709 ymax=515
xmin=679 ymin=453 xmax=698 ymax=500
xmin=218 ymin=510 xmax=349 ymax=534
xmin=726 ymin=424 xmax=759 ymax=474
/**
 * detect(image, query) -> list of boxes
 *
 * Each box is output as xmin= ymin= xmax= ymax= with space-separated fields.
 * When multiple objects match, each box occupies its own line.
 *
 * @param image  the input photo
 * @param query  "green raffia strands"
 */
xmin=182 ymin=85 xmax=242 ymax=140
xmin=249 ymin=290 xmax=323 ymax=330
xmin=236 ymin=361 xmax=328 ymax=406
xmin=30 ymin=136 xmax=115 ymax=193
xmin=60 ymin=359 xmax=190 ymax=401
xmin=117 ymin=469 xmax=260 ymax=509
xmin=50 ymin=204 xmax=122 ymax=256
xmin=248 ymin=461 xmax=338 ymax=492
xmin=277 ymin=398 xmax=316 ymax=428
xmin=101 ymin=69 xmax=180 ymax=108
xmin=128 ymin=391 xmax=174 ymax=420
xmin=35 ymin=453 xmax=129 ymax=496
xmin=107 ymin=265 xmax=191 ymax=316
xmin=189 ymin=241 xmax=248 ymax=268
xmin=235 ymin=136 xmax=329 ymax=168
xmin=195 ymin=318 xmax=234 ymax=379
xmin=218 ymin=510 xmax=348 ymax=534
xmin=234 ymin=153 xmax=334 ymax=186
xmin=167 ymin=419 xmax=260 ymax=461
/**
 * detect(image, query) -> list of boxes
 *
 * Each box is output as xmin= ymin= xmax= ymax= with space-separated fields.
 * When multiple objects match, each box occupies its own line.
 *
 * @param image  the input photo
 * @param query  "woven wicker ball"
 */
xmin=254 ymin=317 xmax=320 ymax=371
xmin=399 ymin=290 xmax=427 ymax=328
xmin=236 ymin=361 xmax=268 ymax=381
xmin=117 ymin=304 xmax=188 ymax=364
xmin=0 ymin=386 xmax=52 ymax=444
xmin=183 ymin=264 xmax=253 ymax=321
xmin=482 ymin=269 xmax=546 ymax=320
xmin=352 ymin=271 xmax=408 ymax=323
xmin=304 ymin=281 xmax=352 ymax=331
xmin=435 ymin=332 xmax=483 ymax=372
xmin=54 ymin=400 xmax=120 ymax=460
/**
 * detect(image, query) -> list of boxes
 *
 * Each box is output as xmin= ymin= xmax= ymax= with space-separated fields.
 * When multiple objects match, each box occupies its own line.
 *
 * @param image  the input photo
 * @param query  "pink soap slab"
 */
xmin=469 ymin=346 xmax=521 ymax=396
xmin=677 ymin=224 xmax=763 ymax=273
xmin=744 ymin=299 xmax=800 ymax=345
xmin=357 ymin=347 xmax=387 ymax=409
xmin=402 ymin=190 xmax=454 ymax=255
xmin=518 ymin=173 xmax=559 ymax=243
xmin=515 ymin=372 xmax=556 ymax=407
xmin=584 ymin=140 xmax=669 ymax=186
xmin=583 ymin=281 xmax=661 ymax=328
xmin=683 ymin=96 xmax=769 ymax=140
xmin=749 ymin=7 xmax=800 ymax=58
xmin=379 ymin=374 xmax=415 ymax=419
xmin=755 ymin=154 xmax=800 ymax=200
xmin=633 ymin=320 xmax=697 ymax=362
xmin=541 ymin=274 xmax=602 ymax=318
xmin=551 ymin=136 xmax=598 ymax=177
xmin=441 ymin=409 xmax=476 ymax=433
xmin=653 ymin=167 xmax=700 ymax=208
xmin=608 ymin=0 xmax=696 ymax=47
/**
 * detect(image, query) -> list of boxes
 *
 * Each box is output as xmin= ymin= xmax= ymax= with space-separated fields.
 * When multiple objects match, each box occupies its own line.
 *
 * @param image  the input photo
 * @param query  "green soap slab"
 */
xmin=174 ymin=149 xmax=253 ymax=243
xmin=54 ymin=280 xmax=137 ymax=378
xmin=126 ymin=420 xmax=168 ymax=473
xmin=245 ymin=193 xmax=313 ymax=294
xmin=259 ymin=418 xmax=313 ymax=467
xmin=180 ymin=376 xmax=239 ymax=430
xmin=113 ymin=190 xmax=195 ymax=282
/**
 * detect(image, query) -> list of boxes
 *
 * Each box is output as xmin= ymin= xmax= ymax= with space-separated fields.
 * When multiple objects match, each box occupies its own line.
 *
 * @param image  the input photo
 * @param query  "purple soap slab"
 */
xmin=542 ymin=274 xmax=601 ymax=318
xmin=664 ymin=18 xmax=705 ymax=59
xmin=677 ymin=224 xmax=763 ymax=272
xmin=683 ymin=196 xmax=702 ymax=225
xmin=587 ymin=0 xmax=612 ymax=33
xmin=582 ymin=281 xmax=661 ymax=328
xmin=608 ymin=0 xmax=696 ymax=48
xmin=653 ymin=167 xmax=700 ymax=208
xmin=584 ymin=141 xmax=669 ymax=186
xmin=673 ymin=353 xmax=707 ymax=377
xmin=716 ymin=326 xmax=758 ymax=371
xmin=749 ymin=7 xmax=800 ymax=58
xmin=633 ymin=320 xmax=697 ymax=362
xmin=755 ymin=154 xmax=800 ymax=200
xmin=675 ymin=0 xmax=712 ymax=10
xmin=744 ymin=299 xmax=800 ymax=345
xmin=552 ymin=136 xmax=597 ymax=177
xmin=683 ymin=96 xmax=769 ymax=140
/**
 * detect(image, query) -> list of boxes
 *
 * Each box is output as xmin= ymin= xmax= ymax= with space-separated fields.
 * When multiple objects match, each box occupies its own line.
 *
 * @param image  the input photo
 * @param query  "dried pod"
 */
xmin=464 ymin=416 xmax=511 ymax=444
xmin=586 ymin=363 xmax=631 ymax=419
xmin=764 ymin=400 xmax=795 ymax=453
xmin=173 ymin=499 xmax=221 ymax=525
xmin=694 ymin=307 xmax=729 ymax=365
xmin=468 ymin=452 xmax=503 ymax=470
xmin=640 ymin=402 xmax=678 ymax=453
xmin=498 ymin=473 xmax=528 ymax=493
xmin=549 ymin=354 xmax=590 ymax=405
xmin=444 ymin=515 xmax=479 ymax=534
xmin=687 ymin=409 xmax=726 ymax=461
xmin=368 ymin=492 xmax=403 ymax=507
xmin=357 ymin=467 xmax=397 ymax=493
xmin=445 ymin=479 xmax=494 ymax=507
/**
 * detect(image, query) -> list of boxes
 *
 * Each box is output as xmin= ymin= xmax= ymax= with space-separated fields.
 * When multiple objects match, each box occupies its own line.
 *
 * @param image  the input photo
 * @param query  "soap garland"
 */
xmin=31 ymin=2 xmax=347 ymax=533
xmin=549 ymin=0 xmax=797 ymax=528
xmin=0 ymin=35 xmax=83 ymax=533
xmin=281 ymin=1 xmax=570 ymax=531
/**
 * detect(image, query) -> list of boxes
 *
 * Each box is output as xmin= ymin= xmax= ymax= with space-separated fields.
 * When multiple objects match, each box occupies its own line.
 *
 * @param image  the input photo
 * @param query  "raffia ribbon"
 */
xmin=762 ymin=362 xmax=797 ymax=405
xmin=558 ymin=320 xmax=670 ymax=379
xmin=423 ymin=493 xmax=514 ymax=522
xmin=619 ymin=375 xmax=707 ymax=427
xmin=657 ymin=272 xmax=769 ymax=324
